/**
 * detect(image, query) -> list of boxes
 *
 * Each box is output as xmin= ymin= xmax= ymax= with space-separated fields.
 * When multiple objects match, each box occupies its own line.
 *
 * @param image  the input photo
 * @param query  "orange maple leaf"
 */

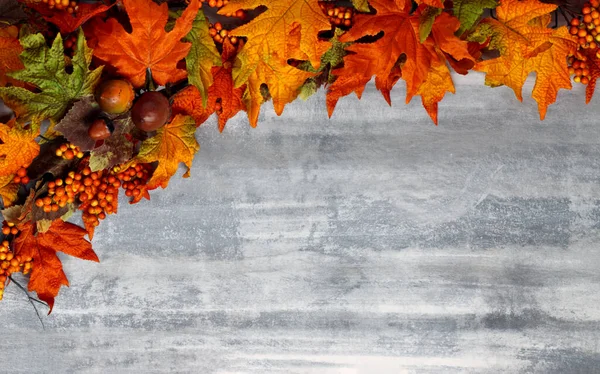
xmin=13 ymin=220 xmax=99 ymax=312
xmin=0 ymin=174 xmax=19 ymax=207
xmin=91 ymin=0 xmax=199 ymax=88
xmin=172 ymin=39 xmax=246 ymax=131
xmin=0 ymin=26 xmax=24 ymax=88
xmin=327 ymin=0 xmax=474 ymax=124
xmin=579 ymin=47 xmax=600 ymax=103
xmin=28 ymin=2 xmax=113 ymax=34
xmin=134 ymin=115 xmax=199 ymax=189
xmin=472 ymin=0 xmax=577 ymax=119
xmin=0 ymin=119 xmax=40 ymax=177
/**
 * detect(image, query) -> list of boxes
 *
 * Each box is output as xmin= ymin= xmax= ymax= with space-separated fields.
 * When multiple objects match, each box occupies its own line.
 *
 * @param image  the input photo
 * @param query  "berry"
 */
xmin=96 ymin=79 xmax=135 ymax=114
xmin=88 ymin=118 xmax=112 ymax=141
xmin=131 ymin=91 xmax=171 ymax=132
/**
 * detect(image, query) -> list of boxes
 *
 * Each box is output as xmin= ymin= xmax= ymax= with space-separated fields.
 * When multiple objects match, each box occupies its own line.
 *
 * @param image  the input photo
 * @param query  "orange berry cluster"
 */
xmin=12 ymin=167 xmax=29 ymax=185
xmin=34 ymin=172 xmax=83 ymax=213
xmin=319 ymin=2 xmax=353 ymax=27
xmin=0 ymin=240 xmax=33 ymax=300
xmin=78 ymin=167 xmax=120 ymax=228
xmin=55 ymin=143 xmax=84 ymax=160
xmin=113 ymin=163 xmax=151 ymax=199
xmin=209 ymin=22 xmax=239 ymax=45
xmin=41 ymin=0 xmax=78 ymax=13
xmin=1 ymin=222 xmax=18 ymax=237
xmin=568 ymin=56 xmax=592 ymax=84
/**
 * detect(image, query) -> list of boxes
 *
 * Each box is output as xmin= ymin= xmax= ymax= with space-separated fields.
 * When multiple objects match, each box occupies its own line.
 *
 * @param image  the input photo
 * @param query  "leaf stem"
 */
xmin=8 ymin=275 xmax=47 ymax=329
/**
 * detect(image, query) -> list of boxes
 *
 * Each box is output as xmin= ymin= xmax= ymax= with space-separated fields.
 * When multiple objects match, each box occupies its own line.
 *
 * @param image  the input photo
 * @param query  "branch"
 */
xmin=8 ymin=276 xmax=47 ymax=329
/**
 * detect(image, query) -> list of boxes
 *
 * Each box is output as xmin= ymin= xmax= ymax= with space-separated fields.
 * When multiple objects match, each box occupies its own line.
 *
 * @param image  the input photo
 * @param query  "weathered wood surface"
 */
xmin=2 ymin=74 xmax=600 ymax=373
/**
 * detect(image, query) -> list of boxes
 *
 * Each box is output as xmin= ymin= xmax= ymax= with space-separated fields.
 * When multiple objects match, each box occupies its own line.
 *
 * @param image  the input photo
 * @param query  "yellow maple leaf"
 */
xmin=472 ymin=0 xmax=577 ymax=119
xmin=219 ymin=0 xmax=328 ymax=126
xmin=0 ymin=119 xmax=40 ymax=177
xmin=134 ymin=115 xmax=199 ymax=189
xmin=0 ymin=174 xmax=19 ymax=207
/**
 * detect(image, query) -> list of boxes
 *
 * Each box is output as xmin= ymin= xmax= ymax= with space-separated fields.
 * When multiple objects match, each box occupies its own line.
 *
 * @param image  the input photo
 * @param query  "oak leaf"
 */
xmin=471 ymin=0 xmax=577 ymax=119
xmin=0 ymin=30 xmax=103 ymax=122
xmin=92 ymin=0 xmax=200 ymax=88
xmin=0 ymin=119 xmax=39 ymax=177
xmin=173 ymin=39 xmax=246 ymax=131
xmin=13 ymin=219 xmax=99 ymax=312
xmin=328 ymin=0 xmax=474 ymax=124
xmin=134 ymin=115 xmax=199 ymax=189
xmin=0 ymin=26 xmax=23 ymax=88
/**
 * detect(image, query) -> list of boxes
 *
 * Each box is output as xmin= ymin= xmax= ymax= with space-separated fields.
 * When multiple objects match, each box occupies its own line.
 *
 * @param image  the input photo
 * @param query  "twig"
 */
xmin=9 ymin=276 xmax=47 ymax=329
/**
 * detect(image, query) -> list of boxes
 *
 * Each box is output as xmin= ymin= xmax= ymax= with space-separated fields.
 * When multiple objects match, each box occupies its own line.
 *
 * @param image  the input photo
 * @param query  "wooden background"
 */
xmin=1 ymin=74 xmax=600 ymax=373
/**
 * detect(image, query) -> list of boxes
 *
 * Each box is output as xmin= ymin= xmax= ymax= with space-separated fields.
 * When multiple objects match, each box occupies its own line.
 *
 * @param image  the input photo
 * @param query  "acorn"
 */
xmin=131 ymin=91 xmax=171 ymax=132
xmin=88 ymin=118 xmax=112 ymax=141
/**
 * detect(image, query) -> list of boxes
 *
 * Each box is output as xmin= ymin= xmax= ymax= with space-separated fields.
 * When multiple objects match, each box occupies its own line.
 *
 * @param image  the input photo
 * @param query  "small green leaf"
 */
xmin=0 ymin=29 xmax=103 ymax=122
xmin=351 ymin=0 xmax=370 ymax=12
xmin=184 ymin=10 xmax=222 ymax=107
xmin=454 ymin=0 xmax=498 ymax=35
xmin=419 ymin=7 xmax=442 ymax=43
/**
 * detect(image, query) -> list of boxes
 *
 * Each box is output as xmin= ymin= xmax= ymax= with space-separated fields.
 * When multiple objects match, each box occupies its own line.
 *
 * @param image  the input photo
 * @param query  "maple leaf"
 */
xmin=453 ymin=0 xmax=498 ymax=35
xmin=0 ymin=119 xmax=39 ymax=177
xmin=328 ymin=0 xmax=474 ymax=124
xmin=0 ymin=0 xmax=27 ymax=26
xmin=0 ymin=29 xmax=103 ymax=122
xmin=471 ymin=0 xmax=577 ymax=119
xmin=134 ymin=115 xmax=199 ymax=189
xmin=0 ymin=26 xmax=24 ymax=88
xmin=184 ymin=9 xmax=221 ymax=106
xmin=0 ymin=174 xmax=18 ymax=207
xmin=92 ymin=0 xmax=200 ymax=88
xmin=173 ymin=39 xmax=246 ymax=131
xmin=33 ymin=2 xmax=113 ymax=35
xmin=218 ymin=0 xmax=328 ymax=124
xmin=13 ymin=220 xmax=98 ymax=312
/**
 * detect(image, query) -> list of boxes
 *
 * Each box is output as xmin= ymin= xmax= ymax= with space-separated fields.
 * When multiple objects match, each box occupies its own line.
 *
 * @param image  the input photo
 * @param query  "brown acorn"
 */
xmin=88 ymin=118 xmax=112 ymax=141
xmin=131 ymin=91 xmax=171 ymax=132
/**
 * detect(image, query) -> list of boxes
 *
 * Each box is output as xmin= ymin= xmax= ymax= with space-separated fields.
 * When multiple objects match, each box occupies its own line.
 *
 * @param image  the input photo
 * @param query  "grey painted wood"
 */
xmin=1 ymin=73 xmax=600 ymax=373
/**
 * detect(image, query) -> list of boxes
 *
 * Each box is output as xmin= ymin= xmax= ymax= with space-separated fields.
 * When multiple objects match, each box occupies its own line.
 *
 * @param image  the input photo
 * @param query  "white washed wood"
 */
xmin=1 ymin=73 xmax=600 ymax=373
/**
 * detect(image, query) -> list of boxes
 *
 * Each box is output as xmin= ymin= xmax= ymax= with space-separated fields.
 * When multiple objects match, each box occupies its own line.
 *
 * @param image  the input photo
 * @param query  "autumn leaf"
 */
xmin=184 ymin=9 xmax=221 ymax=106
xmin=0 ymin=25 xmax=23 ymax=88
xmin=0 ymin=0 xmax=27 ymax=26
xmin=92 ymin=0 xmax=200 ymax=88
xmin=0 ymin=174 xmax=18 ymax=207
xmin=453 ymin=0 xmax=497 ymax=35
xmin=218 ymin=0 xmax=328 ymax=124
xmin=34 ymin=2 xmax=113 ymax=35
xmin=328 ymin=0 xmax=474 ymax=124
xmin=351 ymin=0 xmax=370 ymax=12
xmin=471 ymin=0 xmax=577 ymax=119
xmin=55 ymin=97 xmax=101 ymax=152
xmin=13 ymin=220 xmax=98 ymax=312
xmin=134 ymin=115 xmax=199 ymax=189
xmin=0 ymin=29 xmax=103 ymax=122
xmin=0 ymin=119 xmax=39 ymax=177
xmin=173 ymin=39 xmax=246 ymax=131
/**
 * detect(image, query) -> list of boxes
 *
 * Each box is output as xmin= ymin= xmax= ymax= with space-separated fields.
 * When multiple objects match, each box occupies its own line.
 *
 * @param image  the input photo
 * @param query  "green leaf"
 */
xmin=298 ymin=28 xmax=350 ymax=83
xmin=0 ymin=29 xmax=103 ymax=122
xmin=454 ymin=0 xmax=498 ymax=35
xmin=298 ymin=79 xmax=318 ymax=101
xmin=419 ymin=7 xmax=442 ymax=43
xmin=351 ymin=0 xmax=370 ymax=12
xmin=184 ymin=10 xmax=221 ymax=107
